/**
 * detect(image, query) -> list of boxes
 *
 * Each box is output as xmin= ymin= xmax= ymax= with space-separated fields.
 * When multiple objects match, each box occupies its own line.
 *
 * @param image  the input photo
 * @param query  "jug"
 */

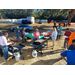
xmin=32 ymin=50 xmax=37 ymax=57
xmin=15 ymin=52 xmax=21 ymax=61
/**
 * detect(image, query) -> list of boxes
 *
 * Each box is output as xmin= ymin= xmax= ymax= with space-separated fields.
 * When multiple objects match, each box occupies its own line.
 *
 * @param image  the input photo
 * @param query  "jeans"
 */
xmin=16 ymin=33 xmax=19 ymax=39
xmin=64 ymin=40 xmax=69 ymax=49
xmin=57 ymin=35 xmax=61 ymax=39
xmin=0 ymin=48 xmax=3 ymax=57
xmin=33 ymin=38 xmax=37 ymax=41
xmin=0 ymin=46 xmax=8 ymax=60
xmin=52 ymin=36 xmax=57 ymax=45
xmin=22 ymin=37 xmax=26 ymax=43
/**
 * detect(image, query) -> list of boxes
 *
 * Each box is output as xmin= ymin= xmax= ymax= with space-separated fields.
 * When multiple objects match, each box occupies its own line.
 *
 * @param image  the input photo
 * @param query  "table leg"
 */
xmin=41 ymin=49 xmax=43 ymax=55
xmin=46 ymin=40 xmax=48 ymax=48
xmin=12 ymin=56 xmax=15 ymax=59
xmin=40 ymin=45 xmax=43 ymax=55
xmin=47 ymin=40 xmax=48 ymax=47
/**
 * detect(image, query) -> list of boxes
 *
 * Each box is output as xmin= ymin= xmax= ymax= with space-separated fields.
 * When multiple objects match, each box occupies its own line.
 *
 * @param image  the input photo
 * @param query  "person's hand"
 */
xmin=7 ymin=38 xmax=10 ymax=41
xmin=12 ymin=42 xmax=15 ymax=45
xmin=18 ymin=30 xmax=20 ymax=32
xmin=34 ymin=36 xmax=37 ymax=38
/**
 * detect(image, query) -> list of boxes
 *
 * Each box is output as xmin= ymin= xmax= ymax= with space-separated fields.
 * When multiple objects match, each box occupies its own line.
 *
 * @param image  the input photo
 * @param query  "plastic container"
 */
xmin=32 ymin=50 xmax=37 ymax=57
xmin=15 ymin=52 xmax=21 ymax=61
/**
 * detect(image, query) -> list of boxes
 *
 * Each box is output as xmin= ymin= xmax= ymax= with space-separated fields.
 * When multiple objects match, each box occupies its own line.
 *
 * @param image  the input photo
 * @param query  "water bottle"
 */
xmin=32 ymin=50 xmax=37 ymax=57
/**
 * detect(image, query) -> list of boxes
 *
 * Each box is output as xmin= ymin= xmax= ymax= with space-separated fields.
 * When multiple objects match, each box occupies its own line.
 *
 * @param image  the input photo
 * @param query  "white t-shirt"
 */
xmin=51 ymin=31 xmax=57 ymax=41
xmin=51 ymin=31 xmax=57 ymax=38
xmin=0 ymin=36 xmax=12 ymax=46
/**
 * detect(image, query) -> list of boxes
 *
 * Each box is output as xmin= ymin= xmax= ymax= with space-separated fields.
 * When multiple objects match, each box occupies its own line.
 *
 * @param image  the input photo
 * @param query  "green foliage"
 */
xmin=0 ymin=9 xmax=75 ymax=22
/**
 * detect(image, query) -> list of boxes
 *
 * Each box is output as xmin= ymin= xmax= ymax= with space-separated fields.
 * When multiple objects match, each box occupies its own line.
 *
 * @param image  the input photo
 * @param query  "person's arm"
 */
xmin=34 ymin=32 xmax=37 ymax=38
xmin=3 ymin=37 xmax=8 ymax=45
xmin=66 ymin=32 xmax=72 ymax=38
xmin=53 ymin=31 xmax=57 ymax=37
xmin=18 ymin=29 xmax=20 ymax=32
xmin=60 ymin=55 xmax=67 ymax=62
xmin=53 ymin=26 xmax=54 ymax=28
xmin=60 ymin=27 xmax=62 ymax=31
xmin=22 ymin=31 xmax=25 ymax=36
xmin=60 ymin=51 xmax=67 ymax=62
xmin=64 ymin=32 xmax=66 ymax=35
xmin=34 ymin=35 xmax=37 ymax=38
xmin=57 ymin=27 xmax=59 ymax=31
xmin=56 ymin=26 xmax=57 ymax=30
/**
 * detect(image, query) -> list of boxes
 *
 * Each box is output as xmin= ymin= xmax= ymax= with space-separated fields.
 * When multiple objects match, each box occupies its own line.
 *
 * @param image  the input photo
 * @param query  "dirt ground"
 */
xmin=0 ymin=23 xmax=75 ymax=65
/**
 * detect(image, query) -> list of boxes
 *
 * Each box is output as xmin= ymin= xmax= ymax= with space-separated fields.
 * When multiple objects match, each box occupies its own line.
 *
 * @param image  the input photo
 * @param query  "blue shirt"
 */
xmin=61 ymin=50 xmax=75 ymax=65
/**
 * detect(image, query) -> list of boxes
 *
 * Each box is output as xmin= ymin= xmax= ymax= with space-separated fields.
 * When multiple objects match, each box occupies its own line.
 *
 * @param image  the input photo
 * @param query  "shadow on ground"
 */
xmin=31 ymin=58 xmax=62 ymax=65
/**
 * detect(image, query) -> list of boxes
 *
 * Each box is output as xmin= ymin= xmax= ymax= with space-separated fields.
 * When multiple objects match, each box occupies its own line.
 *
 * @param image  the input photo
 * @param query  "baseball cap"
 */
xmin=36 ymin=29 xmax=38 ymax=31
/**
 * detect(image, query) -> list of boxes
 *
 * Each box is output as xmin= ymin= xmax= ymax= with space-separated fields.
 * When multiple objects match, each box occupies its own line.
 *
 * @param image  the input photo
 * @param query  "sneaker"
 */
xmin=6 ymin=59 xmax=9 ymax=61
xmin=53 ymin=46 xmax=54 ymax=50
xmin=1 ymin=55 xmax=3 ymax=57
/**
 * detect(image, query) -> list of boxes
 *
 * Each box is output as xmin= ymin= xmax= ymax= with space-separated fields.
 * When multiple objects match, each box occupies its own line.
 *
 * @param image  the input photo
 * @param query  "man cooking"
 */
xmin=0 ymin=32 xmax=13 ymax=61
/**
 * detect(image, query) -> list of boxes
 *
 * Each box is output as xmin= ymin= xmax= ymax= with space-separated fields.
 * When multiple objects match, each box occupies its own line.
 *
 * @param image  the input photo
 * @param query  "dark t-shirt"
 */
xmin=64 ymin=31 xmax=72 ymax=41
xmin=68 ymin=44 xmax=75 ymax=50
xmin=53 ymin=26 xmax=57 ymax=30
xmin=16 ymin=28 xmax=19 ymax=33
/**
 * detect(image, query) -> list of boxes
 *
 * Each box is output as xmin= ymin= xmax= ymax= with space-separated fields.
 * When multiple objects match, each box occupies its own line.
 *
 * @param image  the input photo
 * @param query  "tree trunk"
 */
xmin=68 ymin=9 xmax=75 ymax=24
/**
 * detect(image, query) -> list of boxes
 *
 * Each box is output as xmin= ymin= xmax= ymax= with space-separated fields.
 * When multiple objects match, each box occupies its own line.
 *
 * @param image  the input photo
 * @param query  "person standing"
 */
xmin=68 ymin=31 xmax=75 ymax=46
xmin=63 ymin=28 xmax=72 ymax=50
xmin=53 ymin=22 xmax=57 ymax=30
xmin=33 ymin=29 xmax=40 ymax=41
xmin=0 ymin=30 xmax=3 ymax=57
xmin=57 ymin=24 xmax=62 ymax=39
xmin=68 ymin=22 xmax=71 ymax=27
xmin=21 ymin=28 xmax=26 ymax=43
xmin=60 ymin=39 xmax=75 ymax=65
xmin=63 ymin=22 xmax=65 ymax=27
xmin=68 ymin=39 xmax=75 ymax=50
xmin=51 ymin=28 xmax=57 ymax=50
xmin=14 ymin=26 xmax=20 ymax=40
xmin=0 ymin=32 xmax=12 ymax=61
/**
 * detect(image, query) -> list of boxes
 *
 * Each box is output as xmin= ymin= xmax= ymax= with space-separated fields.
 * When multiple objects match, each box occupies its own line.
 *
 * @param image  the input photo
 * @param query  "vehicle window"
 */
xmin=19 ymin=25 xmax=27 ymax=27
